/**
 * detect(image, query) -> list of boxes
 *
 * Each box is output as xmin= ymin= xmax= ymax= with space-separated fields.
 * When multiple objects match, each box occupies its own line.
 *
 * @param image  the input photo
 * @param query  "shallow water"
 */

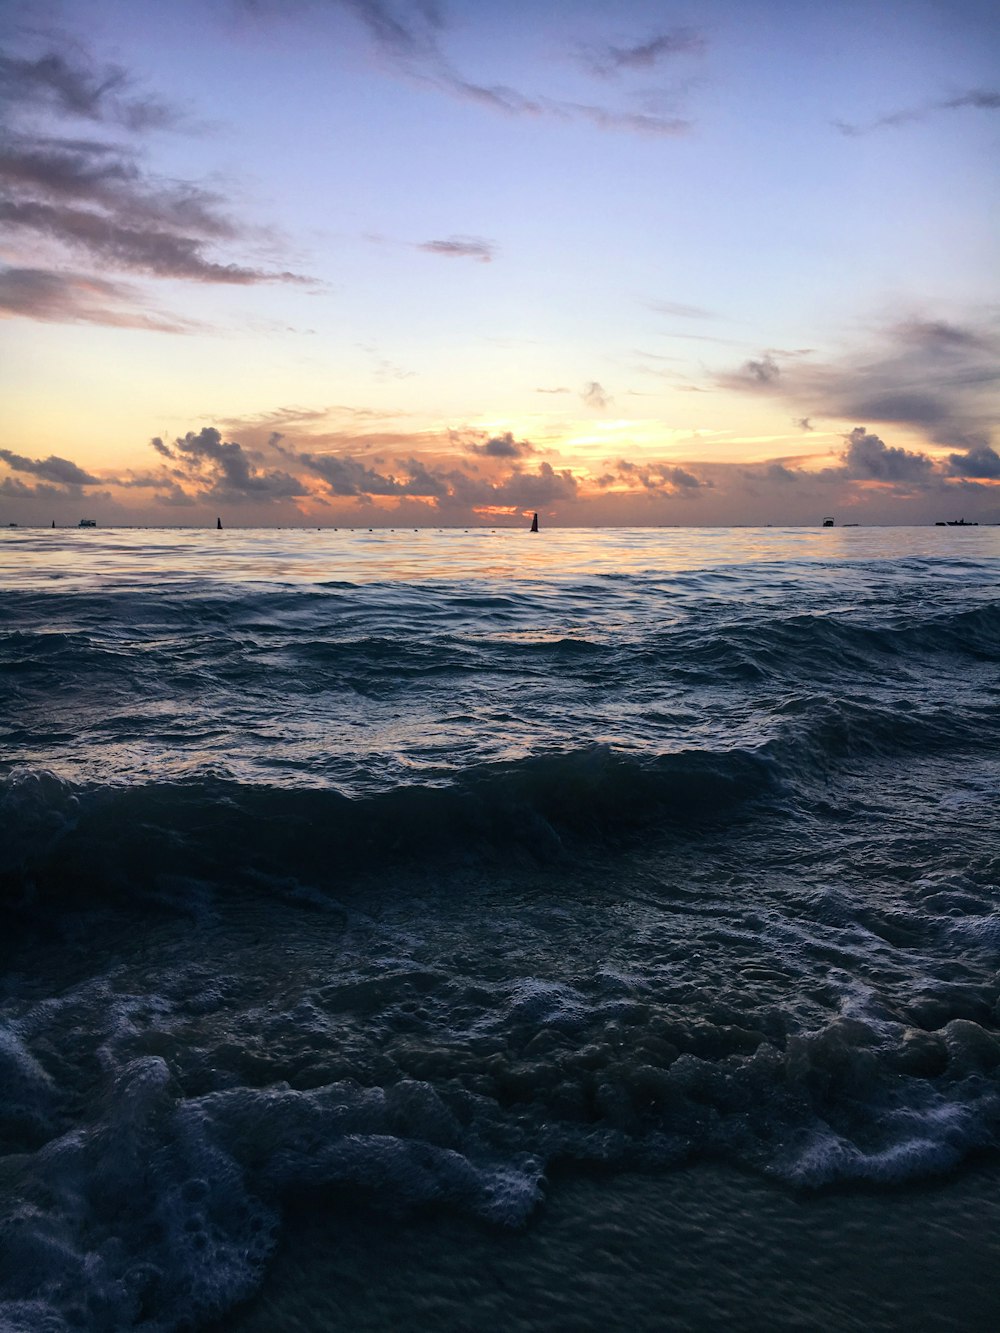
xmin=221 ymin=1161 xmax=1000 ymax=1332
xmin=1 ymin=525 xmax=998 ymax=1330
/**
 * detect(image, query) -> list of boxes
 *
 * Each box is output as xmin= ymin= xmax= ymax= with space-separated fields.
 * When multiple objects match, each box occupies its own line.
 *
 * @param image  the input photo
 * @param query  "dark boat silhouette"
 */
xmin=217 ymin=516 xmax=223 ymax=530
xmin=530 ymin=512 xmax=539 ymax=533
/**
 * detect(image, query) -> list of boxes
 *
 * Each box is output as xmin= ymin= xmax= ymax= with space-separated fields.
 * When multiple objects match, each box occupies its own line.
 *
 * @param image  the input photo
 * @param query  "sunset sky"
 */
xmin=2 ymin=0 xmax=998 ymax=526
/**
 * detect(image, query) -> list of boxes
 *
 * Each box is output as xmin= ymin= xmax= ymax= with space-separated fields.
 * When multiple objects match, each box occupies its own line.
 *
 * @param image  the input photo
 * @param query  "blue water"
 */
xmin=1 ymin=525 xmax=998 ymax=1330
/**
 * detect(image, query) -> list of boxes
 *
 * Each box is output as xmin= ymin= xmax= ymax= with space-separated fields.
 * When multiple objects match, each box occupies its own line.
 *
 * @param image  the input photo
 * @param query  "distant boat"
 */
xmin=822 ymin=516 xmax=835 ymax=527
xmin=945 ymin=519 xmax=978 ymax=526
xmin=530 ymin=512 xmax=539 ymax=532
xmin=78 ymin=519 xmax=96 ymax=527
xmin=217 ymin=516 xmax=223 ymax=530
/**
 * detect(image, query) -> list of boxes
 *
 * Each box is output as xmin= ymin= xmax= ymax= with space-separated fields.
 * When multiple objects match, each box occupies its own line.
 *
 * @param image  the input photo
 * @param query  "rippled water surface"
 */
xmin=1 ymin=525 xmax=998 ymax=1331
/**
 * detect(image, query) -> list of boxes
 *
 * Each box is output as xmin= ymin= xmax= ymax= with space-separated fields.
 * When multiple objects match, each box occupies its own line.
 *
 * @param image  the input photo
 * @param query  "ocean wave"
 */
xmin=0 ymin=745 xmax=777 ymax=919
xmin=3 ymin=597 xmax=997 ymax=732
xmin=3 ymin=672 xmax=997 ymax=920
xmin=3 ymin=535 xmax=999 ymax=1329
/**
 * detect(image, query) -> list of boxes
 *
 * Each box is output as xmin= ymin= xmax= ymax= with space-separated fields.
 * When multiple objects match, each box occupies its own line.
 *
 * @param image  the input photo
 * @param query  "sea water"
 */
xmin=0 ymin=525 xmax=998 ymax=1330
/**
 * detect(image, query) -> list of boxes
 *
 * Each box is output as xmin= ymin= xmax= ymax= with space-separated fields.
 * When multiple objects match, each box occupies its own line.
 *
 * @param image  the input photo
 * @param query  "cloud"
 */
xmin=0 ymin=133 xmax=307 ymax=285
xmin=432 ymin=69 xmax=694 ymax=137
xmin=0 ymin=47 xmax=180 ymax=131
xmin=153 ymin=427 xmax=308 ymax=499
xmin=945 ymin=445 xmax=1000 ymax=479
xmin=0 ymin=38 xmax=307 ymax=324
xmin=178 ymin=421 xmax=580 ymax=511
xmin=296 ymin=450 xmax=443 ymax=497
xmin=0 ymin=265 xmax=196 ymax=331
xmin=150 ymin=436 xmax=177 ymax=458
xmin=837 ymin=427 xmax=934 ymax=484
xmin=0 ymin=197 xmax=299 ymax=284
xmin=417 ymin=235 xmax=495 ymax=263
xmin=719 ymin=353 xmax=782 ymax=389
xmin=579 ymin=28 xmax=706 ymax=78
xmin=154 ymin=481 xmax=198 ymax=507
xmin=467 ymin=431 xmax=534 ymax=458
xmin=0 ymin=476 xmax=87 ymax=501
xmin=238 ymin=1 xmax=698 ymax=137
xmin=582 ymin=380 xmax=611 ymax=409
xmin=607 ymin=459 xmax=710 ymax=492
xmin=764 ymin=462 xmax=801 ymax=484
xmin=483 ymin=460 xmax=578 ymax=507
xmin=554 ymin=102 xmax=691 ymax=135
xmin=293 ymin=440 xmax=567 ymax=505
xmin=835 ymin=88 xmax=1000 ymax=135
xmin=717 ymin=317 xmax=1000 ymax=450
xmin=0 ymin=136 xmax=230 ymax=235
xmin=0 ymin=447 xmax=99 ymax=485
xmin=647 ymin=298 xmax=714 ymax=319
xmin=338 ymin=0 xmax=443 ymax=62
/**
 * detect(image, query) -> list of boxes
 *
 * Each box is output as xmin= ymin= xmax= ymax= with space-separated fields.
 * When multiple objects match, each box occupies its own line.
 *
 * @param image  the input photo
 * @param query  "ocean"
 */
xmin=1 ymin=524 xmax=998 ymax=1331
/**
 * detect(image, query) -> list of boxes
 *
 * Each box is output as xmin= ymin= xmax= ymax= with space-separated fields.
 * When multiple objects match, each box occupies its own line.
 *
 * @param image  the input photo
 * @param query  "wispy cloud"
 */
xmin=716 ymin=317 xmax=1000 ymax=458
xmin=0 ymin=195 xmax=303 ymax=284
xmin=417 ymin=235 xmax=495 ymax=262
xmin=556 ymin=101 xmax=691 ymax=135
xmin=0 ymin=265 xmax=196 ymax=331
xmin=0 ymin=46 xmax=183 ymax=131
xmin=339 ymin=0 xmax=444 ymax=62
xmin=647 ymin=298 xmax=714 ymax=320
xmin=835 ymin=88 xmax=1000 ymax=135
xmin=0 ymin=36 xmax=307 ymax=327
xmin=238 ymin=1 xmax=700 ymax=136
xmin=577 ymin=28 xmax=706 ymax=79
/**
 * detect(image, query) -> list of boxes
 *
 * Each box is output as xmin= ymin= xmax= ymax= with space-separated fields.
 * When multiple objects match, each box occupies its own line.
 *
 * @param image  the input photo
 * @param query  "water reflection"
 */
xmin=2 ymin=524 xmax=997 ymax=592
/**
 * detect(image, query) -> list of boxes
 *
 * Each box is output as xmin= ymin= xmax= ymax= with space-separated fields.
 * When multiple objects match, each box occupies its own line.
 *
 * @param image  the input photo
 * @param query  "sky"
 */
xmin=1 ymin=0 xmax=998 ymax=527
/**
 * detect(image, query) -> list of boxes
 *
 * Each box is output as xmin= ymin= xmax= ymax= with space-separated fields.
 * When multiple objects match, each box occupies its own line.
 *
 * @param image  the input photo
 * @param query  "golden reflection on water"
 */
xmin=2 ymin=524 xmax=997 ymax=591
